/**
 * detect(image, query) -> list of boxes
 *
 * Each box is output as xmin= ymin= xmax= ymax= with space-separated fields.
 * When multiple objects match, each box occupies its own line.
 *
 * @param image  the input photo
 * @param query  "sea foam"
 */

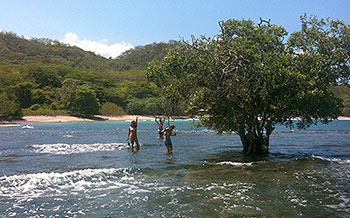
xmin=310 ymin=155 xmax=350 ymax=164
xmin=216 ymin=161 xmax=253 ymax=166
xmin=30 ymin=143 xmax=127 ymax=154
xmin=0 ymin=168 xmax=144 ymax=199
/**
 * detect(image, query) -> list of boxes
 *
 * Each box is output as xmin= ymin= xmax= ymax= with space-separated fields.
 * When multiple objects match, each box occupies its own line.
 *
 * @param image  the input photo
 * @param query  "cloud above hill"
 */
xmin=62 ymin=32 xmax=134 ymax=58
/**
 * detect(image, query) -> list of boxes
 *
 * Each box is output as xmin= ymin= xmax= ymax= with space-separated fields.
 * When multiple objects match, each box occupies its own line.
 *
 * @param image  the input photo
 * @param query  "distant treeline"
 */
xmin=0 ymin=31 xmax=183 ymax=118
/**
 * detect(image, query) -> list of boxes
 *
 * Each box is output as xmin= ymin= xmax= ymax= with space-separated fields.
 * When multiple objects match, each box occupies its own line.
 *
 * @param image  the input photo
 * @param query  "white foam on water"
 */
xmin=182 ymin=129 xmax=217 ymax=134
xmin=326 ymin=193 xmax=350 ymax=214
xmin=0 ymin=168 xmax=147 ymax=199
xmin=216 ymin=161 xmax=253 ymax=167
xmin=22 ymin=125 xmax=34 ymax=129
xmin=30 ymin=143 xmax=128 ymax=154
xmin=0 ymin=124 xmax=20 ymax=127
xmin=311 ymin=155 xmax=350 ymax=164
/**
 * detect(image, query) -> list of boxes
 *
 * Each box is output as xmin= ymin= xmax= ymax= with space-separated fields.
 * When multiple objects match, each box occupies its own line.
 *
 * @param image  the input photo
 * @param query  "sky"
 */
xmin=1 ymin=0 xmax=349 ymax=58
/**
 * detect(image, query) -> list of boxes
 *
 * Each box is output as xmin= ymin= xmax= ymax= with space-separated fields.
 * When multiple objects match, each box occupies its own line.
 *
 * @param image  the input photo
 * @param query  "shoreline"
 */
xmin=0 ymin=115 xmax=349 ymax=126
xmin=0 ymin=115 xmax=156 ymax=126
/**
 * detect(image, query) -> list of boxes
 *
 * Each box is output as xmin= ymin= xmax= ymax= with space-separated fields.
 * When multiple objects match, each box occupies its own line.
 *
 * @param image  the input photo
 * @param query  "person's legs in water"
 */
xmin=165 ymin=138 xmax=172 ymax=152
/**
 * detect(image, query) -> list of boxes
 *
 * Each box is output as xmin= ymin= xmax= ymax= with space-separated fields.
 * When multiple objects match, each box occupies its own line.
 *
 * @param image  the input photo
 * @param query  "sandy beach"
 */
xmin=0 ymin=115 xmax=349 ymax=126
xmin=338 ymin=116 xmax=350 ymax=120
xmin=0 ymin=115 xmax=156 ymax=126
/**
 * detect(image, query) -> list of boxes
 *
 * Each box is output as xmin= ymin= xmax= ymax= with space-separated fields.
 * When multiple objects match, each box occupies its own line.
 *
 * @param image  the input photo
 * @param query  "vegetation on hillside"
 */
xmin=0 ymin=31 xmax=182 ymax=118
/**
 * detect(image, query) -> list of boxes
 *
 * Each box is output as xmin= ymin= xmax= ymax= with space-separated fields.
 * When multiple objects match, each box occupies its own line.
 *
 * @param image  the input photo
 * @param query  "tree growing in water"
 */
xmin=148 ymin=15 xmax=349 ymax=155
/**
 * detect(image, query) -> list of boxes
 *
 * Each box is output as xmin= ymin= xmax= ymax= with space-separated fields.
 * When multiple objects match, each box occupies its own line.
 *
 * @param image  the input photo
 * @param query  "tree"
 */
xmin=71 ymin=85 xmax=100 ymax=116
xmin=0 ymin=91 xmax=21 ymax=117
xmin=13 ymin=82 xmax=33 ymax=108
xmin=148 ymin=16 xmax=349 ymax=155
xmin=100 ymin=102 xmax=125 ymax=116
xmin=25 ymin=65 xmax=62 ymax=88
xmin=125 ymin=98 xmax=146 ymax=115
xmin=58 ymin=78 xmax=81 ymax=110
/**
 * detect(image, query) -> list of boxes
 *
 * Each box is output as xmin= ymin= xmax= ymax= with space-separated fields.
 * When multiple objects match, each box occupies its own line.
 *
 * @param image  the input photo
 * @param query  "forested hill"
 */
xmin=0 ymin=31 xmax=179 ymax=72
xmin=0 ymin=31 xmax=182 ymax=118
xmin=114 ymin=40 xmax=179 ymax=71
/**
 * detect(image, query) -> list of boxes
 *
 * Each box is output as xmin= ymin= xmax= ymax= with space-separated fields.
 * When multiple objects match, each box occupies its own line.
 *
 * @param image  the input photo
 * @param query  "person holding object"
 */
xmin=162 ymin=124 xmax=176 ymax=153
xmin=127 ymin=117 xmax=139 ymax=147
xmin=155 ymin=116 xmax=165 ymax=138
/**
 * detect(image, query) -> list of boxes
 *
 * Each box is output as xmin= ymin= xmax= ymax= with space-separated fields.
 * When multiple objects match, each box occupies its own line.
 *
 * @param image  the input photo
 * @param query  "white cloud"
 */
xmin=61 ymin=32 xmax=134 ymax=58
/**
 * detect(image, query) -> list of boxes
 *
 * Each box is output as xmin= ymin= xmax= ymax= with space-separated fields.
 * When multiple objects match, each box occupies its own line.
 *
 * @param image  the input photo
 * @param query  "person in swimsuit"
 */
xmin=161 ymin=124 xmax=176 ymax=153
xmin=127 ymin=117 xmax=139 ymax=147
xmin=155 ymin=116 xmax=165 ymax=138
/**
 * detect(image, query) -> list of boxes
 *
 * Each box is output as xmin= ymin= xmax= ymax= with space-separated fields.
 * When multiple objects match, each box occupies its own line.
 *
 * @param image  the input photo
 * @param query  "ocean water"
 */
xmin=0 ymin=120 xmax=349 ymax=217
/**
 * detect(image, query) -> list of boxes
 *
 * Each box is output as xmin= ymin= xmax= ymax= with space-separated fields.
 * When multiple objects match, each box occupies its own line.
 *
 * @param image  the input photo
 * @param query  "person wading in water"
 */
xmin=162 ymin=124 xmax=176 ymax=153
xmin=127 ymin=117 xmax=140 ymax=148
xmin=155 ymin=116 xmax=165 ymax=138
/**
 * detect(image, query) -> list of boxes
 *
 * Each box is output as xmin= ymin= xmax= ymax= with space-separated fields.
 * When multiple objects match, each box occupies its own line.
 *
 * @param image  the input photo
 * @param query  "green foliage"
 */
xmin=25 ymin=65 xmax=62 ymax=88
xmin=117 ymin=80 xmax=159 ymax=99
xmin=332 ymin=86 xmax=350 ymax=116
xmin=12 ymin=82 xmax=33 ymax=108
xmin=0 ymin=91 xmax=21 ymax=117
xmin=288 ymin=14 xmax=350 ymax=85
xmin=99 ymin=102 xmax=126 ymax=116
xmin=32 ymin=87 xmax=56 ymax=105
xmin=0 ymin=31 xmax=178 ymax=118
xmin=71 ymin=85 xmax=101 ymax=116
xmin=125 ymin=97 xmax=163 ymax=115
xmin=112 ymin=41 xmax=181 ymax=70
xmin=144 ymin=98 xmax=162 ymax=115
xmin=108 ymin=69 xmax=147 ymax=82
xmin=0 ymin=31 xmax=177 ymax=73
xmin=29 ymin=104 xmax=41 ymax=111
xmin=22 ymin=107 xmax=68 ymax=116
xmin=148 ymin=16 xmax=349 ymax=155
xmin=125 ymin=98 xmax=146 ymax=115
xmin=57 ymin=78 xmax=81 ymax=110
xmin=0 ymin=68 xmax=24 ymax=86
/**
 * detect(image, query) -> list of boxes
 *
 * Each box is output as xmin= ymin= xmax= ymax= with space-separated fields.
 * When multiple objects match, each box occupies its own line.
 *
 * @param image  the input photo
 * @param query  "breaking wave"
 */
xmin=216 ymin=161 xmax=254 ymax=167
xmin=310 ymin=155 xmax=350 ymax=164
xmin=29 ymin=143 xmax=128 ymax=154
xmin=0 ymin=168 xmax=146 ymax=199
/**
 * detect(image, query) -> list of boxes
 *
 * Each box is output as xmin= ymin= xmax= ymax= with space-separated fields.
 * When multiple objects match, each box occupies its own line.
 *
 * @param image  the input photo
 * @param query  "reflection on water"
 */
xmin=0 ymin=120 xmax=349 ymax=217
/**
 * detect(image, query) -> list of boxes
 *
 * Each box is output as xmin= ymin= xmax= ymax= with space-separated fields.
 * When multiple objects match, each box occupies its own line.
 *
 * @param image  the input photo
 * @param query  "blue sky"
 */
xmin=1 ymin=0 xmax=349 ymax=58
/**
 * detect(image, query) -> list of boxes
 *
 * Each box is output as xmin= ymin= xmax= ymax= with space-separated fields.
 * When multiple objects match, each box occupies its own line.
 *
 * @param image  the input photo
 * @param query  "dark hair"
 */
xmin=131 ymin=121 xmax=136 ymax=127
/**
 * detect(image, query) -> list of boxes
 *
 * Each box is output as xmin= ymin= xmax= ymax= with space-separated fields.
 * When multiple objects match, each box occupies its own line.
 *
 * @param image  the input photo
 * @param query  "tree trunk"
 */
xmin=238 ymin=124 xmax=271 ymax=155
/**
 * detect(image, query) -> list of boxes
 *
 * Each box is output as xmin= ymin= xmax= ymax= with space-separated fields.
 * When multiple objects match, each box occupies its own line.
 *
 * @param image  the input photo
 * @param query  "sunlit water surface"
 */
xmin=0 ymin=120 xmax=349 ymax=217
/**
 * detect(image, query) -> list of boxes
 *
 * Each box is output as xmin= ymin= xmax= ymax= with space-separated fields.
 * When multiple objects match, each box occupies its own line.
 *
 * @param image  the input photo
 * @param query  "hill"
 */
xmin=0 ymin=31 xmax=181 ymax=118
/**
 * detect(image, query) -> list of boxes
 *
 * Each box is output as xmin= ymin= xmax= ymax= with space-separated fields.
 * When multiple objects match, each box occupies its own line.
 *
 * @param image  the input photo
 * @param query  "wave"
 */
xmin=29 ymin=143 xmax=128 ymax=154
xmin=0 ymin=168 xmax=146 ymax=199
xmin=273 ymin=130 xmax=350 ymax=134
xmin=216 ymin=161 xmax=253 ymax=167
xmin=177 ymin=129 xmax=217 ymax=134
xmin=310 ymin=155 xmax=350 ymax=164
xmin=0 ymin=124 xmax=21 ymax=127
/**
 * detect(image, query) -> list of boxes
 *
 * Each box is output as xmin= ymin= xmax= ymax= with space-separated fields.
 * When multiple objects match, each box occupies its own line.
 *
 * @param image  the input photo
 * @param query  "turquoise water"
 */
xmin=0 ymin=120 xmax=349 ymax=217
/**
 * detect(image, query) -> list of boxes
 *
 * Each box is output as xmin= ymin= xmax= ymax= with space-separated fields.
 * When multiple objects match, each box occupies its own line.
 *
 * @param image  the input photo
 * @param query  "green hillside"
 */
xmin=0 ymin=31 xmax=181 ymax=118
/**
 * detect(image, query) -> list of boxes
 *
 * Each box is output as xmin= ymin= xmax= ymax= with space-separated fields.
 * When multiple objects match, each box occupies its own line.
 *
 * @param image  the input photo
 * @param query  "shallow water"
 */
xmin=0 ymin=120 xmax=349 ymax=217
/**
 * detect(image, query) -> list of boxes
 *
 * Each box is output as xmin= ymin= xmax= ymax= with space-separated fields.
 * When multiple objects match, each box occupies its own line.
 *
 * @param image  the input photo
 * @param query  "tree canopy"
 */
xmin=148 ymin=15 xmax=350 ymax=155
